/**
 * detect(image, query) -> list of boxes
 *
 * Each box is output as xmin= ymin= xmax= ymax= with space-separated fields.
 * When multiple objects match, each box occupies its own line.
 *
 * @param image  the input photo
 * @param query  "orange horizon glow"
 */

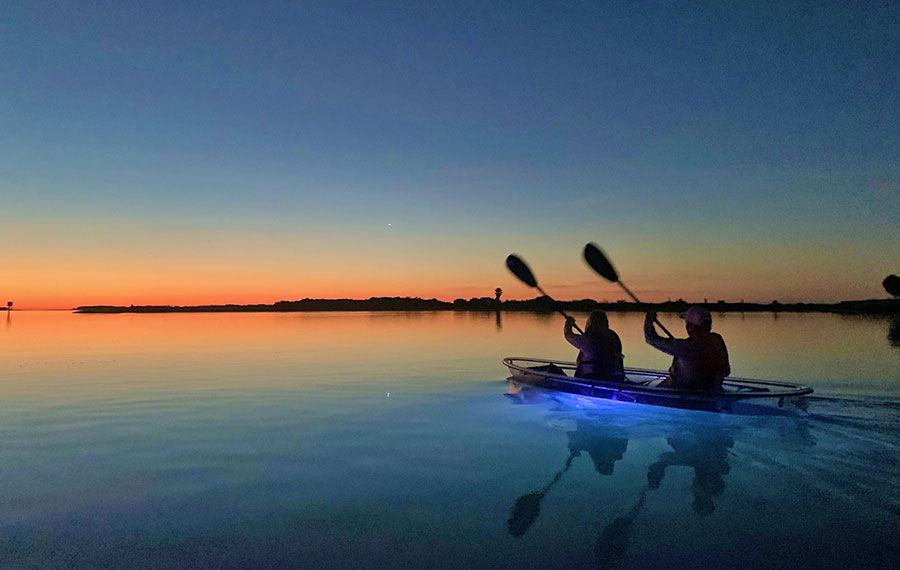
xmin=4 ymin=229 xmax=893 ymax=310
xmin=5 ymin=261 xmax=893 ymax=310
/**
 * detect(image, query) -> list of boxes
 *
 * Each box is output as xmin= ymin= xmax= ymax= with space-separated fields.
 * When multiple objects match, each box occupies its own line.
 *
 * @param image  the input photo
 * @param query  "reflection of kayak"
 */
xmin=503 ymin=357 xmax=813 ymax=411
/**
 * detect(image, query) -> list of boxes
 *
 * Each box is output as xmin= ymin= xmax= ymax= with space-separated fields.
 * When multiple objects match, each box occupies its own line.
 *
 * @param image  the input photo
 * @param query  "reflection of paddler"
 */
xmin=507 ymin=420 xmax=629 ymax=537
xmin=567 ymin=421 xmax=628 ymax=476
xmin=647 ymin=429 xmax=734 ymax=515
xmin=594 ymin=429 xmax=735 ymax=567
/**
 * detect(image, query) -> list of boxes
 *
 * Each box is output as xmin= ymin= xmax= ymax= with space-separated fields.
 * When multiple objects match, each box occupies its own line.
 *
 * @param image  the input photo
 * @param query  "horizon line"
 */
xmin=9 ymin=293 xmax=899 ymax=312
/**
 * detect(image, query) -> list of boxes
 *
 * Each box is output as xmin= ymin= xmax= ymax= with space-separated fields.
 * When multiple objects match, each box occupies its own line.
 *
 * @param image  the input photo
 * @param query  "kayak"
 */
xmin=503 ymin=357 xmax=813 ymax=412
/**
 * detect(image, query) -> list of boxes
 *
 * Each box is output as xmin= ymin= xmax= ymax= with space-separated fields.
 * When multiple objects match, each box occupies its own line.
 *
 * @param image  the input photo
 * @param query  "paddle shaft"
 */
xmin=542 ymin=451 xmax=577 ymax=494
xmin=535 ymin=285 xmax=584 ymax=334
xmin=616 ymin=281 xmax=675 ymax=339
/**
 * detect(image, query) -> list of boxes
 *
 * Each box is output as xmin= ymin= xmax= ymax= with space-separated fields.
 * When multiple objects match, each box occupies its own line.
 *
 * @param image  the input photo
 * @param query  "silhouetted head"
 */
xmin=585 ymin=310 xmax=610 ymax=337
xmin=681 ymin=306 xmax=712 ymax=337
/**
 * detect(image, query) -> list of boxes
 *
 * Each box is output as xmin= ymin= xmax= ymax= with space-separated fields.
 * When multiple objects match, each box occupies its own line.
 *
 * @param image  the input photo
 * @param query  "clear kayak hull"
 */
xmin=503 ymin=357 xmax=813 ymax=413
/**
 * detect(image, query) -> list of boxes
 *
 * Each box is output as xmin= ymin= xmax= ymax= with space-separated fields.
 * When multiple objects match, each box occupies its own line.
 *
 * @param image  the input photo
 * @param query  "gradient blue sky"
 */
xmin=2 ymin=1 xmax=898 ymax=308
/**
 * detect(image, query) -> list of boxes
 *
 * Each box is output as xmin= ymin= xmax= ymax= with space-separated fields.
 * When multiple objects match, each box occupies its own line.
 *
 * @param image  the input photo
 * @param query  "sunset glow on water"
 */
xmin=1 ymin=311 xmax=898 ymax=568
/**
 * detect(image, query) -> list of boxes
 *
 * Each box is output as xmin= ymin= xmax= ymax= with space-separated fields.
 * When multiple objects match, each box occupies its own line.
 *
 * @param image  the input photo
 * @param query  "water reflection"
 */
xmin=567 ymin=420 xmax=629 ymax=476
xmin=495 ymin=310 xmax=502 ymax=331
xmin=507 ymin=452 xmax=575 ymax=537
xmin=580 ymin=399 xmax=889 ymax=570
xmin=504 ymin=409 xmax=649 ymax=569
xmin=505 ymin=388 xmax=740 ymax=568
xmin=532 ymin=311 xmax=555 ymax=324
xmin=592 ymin=425 xmax=734 ymax=568
xmin=0 ymin=310 xmax=896 ymax=568
xmin=647 ymin=428 xmax=734 ymax=515
xmin=507 ymin=417 xmax=629 ymax=538
xmin=594 ymin=488 xmax=648 ymax=570
xmin=888 ymin=317 xmax=900 ymax=348
xmin=505 ymin=380 xmax=547 ymax=405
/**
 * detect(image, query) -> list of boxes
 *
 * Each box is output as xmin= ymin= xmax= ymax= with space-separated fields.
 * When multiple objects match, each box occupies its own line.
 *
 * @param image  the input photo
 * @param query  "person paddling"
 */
xmin=565 ymin=311 xmax=625 ymax=382
xmin=644 ymin=306 xmax=730 ymax=390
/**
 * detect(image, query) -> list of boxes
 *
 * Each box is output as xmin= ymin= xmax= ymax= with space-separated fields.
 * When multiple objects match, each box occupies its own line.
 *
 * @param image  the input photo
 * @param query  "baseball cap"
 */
xmin=681 ymin=306 xmax=712 ymax=326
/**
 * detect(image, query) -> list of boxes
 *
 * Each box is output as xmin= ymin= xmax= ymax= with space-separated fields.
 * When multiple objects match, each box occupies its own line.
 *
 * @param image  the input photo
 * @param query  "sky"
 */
xmin=2 ymin=1 xmax=898 ymax=309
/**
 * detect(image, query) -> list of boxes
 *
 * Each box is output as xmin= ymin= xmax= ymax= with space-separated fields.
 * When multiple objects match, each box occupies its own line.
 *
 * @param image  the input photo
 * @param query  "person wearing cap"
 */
xmin=644 ymin=306 xmax=730 ymax=390
xmin=565 ymin=311 xmax=625 ymax=382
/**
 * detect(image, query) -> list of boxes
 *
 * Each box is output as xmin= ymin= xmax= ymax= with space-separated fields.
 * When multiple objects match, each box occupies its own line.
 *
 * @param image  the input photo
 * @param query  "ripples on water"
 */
xmin=503 ymin=388 xmax=899 ymax=570
xmin=0 ymin=311 xmax=898 ymax=569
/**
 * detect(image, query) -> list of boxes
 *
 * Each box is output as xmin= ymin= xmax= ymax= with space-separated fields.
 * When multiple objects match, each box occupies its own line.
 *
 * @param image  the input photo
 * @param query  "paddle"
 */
xmin=507 ymin=452 xmax=576 ymax=537
xmin=583 ymin=243 xmax=674 ymax=339
xmin=594 ymin=487 xmax=649 ymax=569
xmin=884 ymin=274 xmax=900 ymax=297
xmin=505 ymin=254 xmax=583 ymax=334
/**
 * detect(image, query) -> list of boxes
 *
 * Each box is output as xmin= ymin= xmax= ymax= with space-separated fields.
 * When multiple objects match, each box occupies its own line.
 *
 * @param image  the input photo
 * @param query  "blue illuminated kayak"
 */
xmin=503 ymin=357 xmax=813 ymax=412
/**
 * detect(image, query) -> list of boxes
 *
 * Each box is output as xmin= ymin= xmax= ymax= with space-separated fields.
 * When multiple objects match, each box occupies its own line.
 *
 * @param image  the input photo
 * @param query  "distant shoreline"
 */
xmin=74 ymin=297 xmax=900 ymax=314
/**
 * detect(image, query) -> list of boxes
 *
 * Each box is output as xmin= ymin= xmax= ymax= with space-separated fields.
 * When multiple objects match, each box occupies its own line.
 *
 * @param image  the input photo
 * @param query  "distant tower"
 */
xmin=495 ymin=288 xmax=503 ymax=302
xmin=5 ymin=301 xmax=10 ymax=311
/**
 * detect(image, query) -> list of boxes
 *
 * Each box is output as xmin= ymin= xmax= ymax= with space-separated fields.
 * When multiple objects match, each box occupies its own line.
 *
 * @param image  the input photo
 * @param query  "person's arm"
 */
xmin=647 ymin=452 xmax=675 ymax=489
xmin=564 ymin=317 xmax=586 ymax=350
xmin=715 ymin=334 xmax=731 ymax=379
xmin=644 ymin=313 xmax=691 ymax=357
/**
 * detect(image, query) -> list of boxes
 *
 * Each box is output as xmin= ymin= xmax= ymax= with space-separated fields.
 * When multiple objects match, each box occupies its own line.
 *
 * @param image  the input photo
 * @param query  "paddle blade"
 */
xmin=507 ymin=492 xmax=543 ymax=537
xmin=884 ymin=274 xmax=900 ymax=297
xmin=583 ymin=243 xmax=619 ymax=283
xmin=506 ymin=254 xmax=538 ymax=288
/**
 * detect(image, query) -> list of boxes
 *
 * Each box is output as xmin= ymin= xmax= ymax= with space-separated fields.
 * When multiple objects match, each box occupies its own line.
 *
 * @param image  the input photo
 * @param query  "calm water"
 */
xmin=1 ymin=310 xmax=899 ymax=569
